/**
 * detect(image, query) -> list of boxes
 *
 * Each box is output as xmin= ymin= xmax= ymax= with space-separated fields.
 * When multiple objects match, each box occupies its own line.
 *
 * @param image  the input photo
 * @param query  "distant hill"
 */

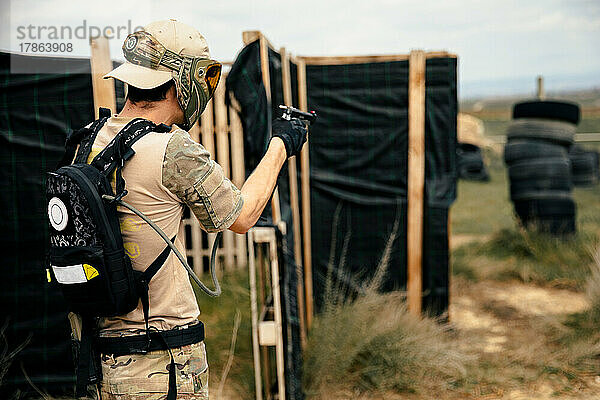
xmin=460 ymin=88 xmax=600 ymax=113
xmin=460 ymin=71 xmax=600 ymax=100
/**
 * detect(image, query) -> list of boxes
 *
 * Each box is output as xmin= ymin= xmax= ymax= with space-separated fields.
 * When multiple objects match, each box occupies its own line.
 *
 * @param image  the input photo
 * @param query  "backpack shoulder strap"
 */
xmin=89 ymin=118 xmax=171 ymax=195
xmin=73 ymin=117 xmax=110 ymax=164
xmin=57 ymin=117 xmax=108 ymax=168
xmin=89 ymin=118 xmax=171 ymax=176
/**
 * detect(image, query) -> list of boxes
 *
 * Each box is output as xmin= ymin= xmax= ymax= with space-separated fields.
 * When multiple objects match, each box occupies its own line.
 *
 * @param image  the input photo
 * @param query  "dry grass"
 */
xmin=453 ymin=227 xmax=597 ymax=288
xmin=303 ymin=206 xmax=470 ymax=398
xmin=303 ymin=291 xmax=469 ymax=398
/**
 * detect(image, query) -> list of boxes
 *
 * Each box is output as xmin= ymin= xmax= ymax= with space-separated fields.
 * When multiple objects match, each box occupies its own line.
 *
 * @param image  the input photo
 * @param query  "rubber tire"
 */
xmin=513 ymin=197 xmax=575 ymax=218
xmin=514 ymin=197 xmax=576 ymax=235
xmin=520 ymin=216 xmax=576 ymax=235
xmin=513 ymin=100 xmax=581 ymax=125
xmin=571 ymin=152 xmax=597 ymax=173
xmin=508 ymin=158 xmax=572 ymax=201
xmin=570 ymin=149 xmax=598 ymax=171
xmin=508 ymin=157 xmax=571 ymax=180
xmin=506 ymin=118 xmax=576 ymax=146
xmin=570 ymin=147 xmax=599 ymax=186
xmin=458 ymin=143 xmax=489 ymax=181
xmin=573 ymin=174 xmax=599 ymax=186
xmin=510 ymin=179 xmax=571 ymax=201
xmin=460 ymin=167 xmax=490 ymax=181
xmin=504 ymin=139 xmax=567 ymax=165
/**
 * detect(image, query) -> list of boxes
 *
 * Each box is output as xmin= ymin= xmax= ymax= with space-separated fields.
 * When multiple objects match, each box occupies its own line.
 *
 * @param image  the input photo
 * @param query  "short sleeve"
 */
xmin=162 ymin=129 xmax=243 ymax=233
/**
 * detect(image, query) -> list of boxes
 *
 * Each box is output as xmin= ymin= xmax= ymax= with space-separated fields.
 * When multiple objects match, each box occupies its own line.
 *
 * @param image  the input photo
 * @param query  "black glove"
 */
xmin=271 ymin=117 xmax=308 ymax=158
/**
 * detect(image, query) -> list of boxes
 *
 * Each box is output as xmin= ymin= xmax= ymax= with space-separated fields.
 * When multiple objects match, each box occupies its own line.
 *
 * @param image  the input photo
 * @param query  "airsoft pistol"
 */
xmin=279 ymin=105 xmax=317 ymax=125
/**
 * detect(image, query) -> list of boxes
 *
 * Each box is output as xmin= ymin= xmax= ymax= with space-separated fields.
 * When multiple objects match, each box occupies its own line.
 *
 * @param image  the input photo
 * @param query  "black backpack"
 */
xmin=47 ymin=113 xmax=172 ymax=318
xmin=47 ymin=111 xmax=179 ymax=396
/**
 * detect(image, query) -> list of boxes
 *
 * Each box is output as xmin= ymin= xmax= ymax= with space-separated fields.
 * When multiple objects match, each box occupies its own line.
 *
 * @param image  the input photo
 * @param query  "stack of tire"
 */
xmin=457 ymin=142 xmax=490 ymax=181
xmin=503 ymin=100 xmax=581 ymax=235
xmin=569 ymin=145 xmax=600 ymax=186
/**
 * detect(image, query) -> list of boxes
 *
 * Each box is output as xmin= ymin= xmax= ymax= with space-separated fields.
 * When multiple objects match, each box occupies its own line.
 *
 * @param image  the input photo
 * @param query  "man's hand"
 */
xmin=271 ymin=117 xmax=308 ymax=158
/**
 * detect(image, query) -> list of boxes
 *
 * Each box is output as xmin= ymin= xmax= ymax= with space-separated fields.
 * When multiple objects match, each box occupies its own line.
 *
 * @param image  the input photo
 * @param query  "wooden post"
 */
xmin=248 ymin=230 xmax=263 ymax=400
xmin=281 ymin=48 xmax=307 ymax=347
xmin=189 ymin=121 xmax=201 ymax=143
xmin=214 ymin=81 xmax=235 ymax=270
xmin=537 ymin=75 xmax=545 ymax=100
xmin=407 ymin=50 xmax=426 ymax=316
xmin=297 ymin=58 xmax=314 ymax=329
xmin=249 ymin=227 xmax=287 ymax=400
xmin=229 ymin=98 xmax=248 ymax=268
xmin=268 ymin=231 xmax=286 ymax=399
xmin=200 ymin=100 xmax=217 ymax=264
xmin=90 ymin=37 xmax=116 ymax=117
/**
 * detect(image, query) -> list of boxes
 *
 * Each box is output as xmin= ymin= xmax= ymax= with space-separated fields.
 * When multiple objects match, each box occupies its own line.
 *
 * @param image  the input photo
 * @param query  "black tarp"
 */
xmin=0 ymin=52 xmax=95 ymax=398
xmin=227 ymin=46 xmax=457 ymax=320
xmin=0 ymin=52 xmax=126 ymax=398
xmin=306 ymin=58 xmax=457 ymax=315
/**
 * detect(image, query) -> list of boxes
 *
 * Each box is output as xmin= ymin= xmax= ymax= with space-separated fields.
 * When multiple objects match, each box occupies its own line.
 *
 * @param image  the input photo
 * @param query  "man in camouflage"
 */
xmin=89 ymin=19 xmax=308 ymax=399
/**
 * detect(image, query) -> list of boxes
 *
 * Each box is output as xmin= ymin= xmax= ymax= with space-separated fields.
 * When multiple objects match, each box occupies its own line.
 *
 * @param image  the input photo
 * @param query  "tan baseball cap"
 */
xmin=104 ymin=19 xmax=210 ymax=89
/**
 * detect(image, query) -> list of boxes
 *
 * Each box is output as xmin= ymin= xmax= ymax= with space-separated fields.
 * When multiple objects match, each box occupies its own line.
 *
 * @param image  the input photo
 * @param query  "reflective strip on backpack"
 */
xmin=52 ymin=263 xmax=99 ymax=284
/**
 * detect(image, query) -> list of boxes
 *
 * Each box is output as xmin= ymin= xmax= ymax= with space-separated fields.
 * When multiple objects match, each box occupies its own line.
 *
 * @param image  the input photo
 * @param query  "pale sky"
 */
xmin=1 ymin=0 xmax=599 ymax=98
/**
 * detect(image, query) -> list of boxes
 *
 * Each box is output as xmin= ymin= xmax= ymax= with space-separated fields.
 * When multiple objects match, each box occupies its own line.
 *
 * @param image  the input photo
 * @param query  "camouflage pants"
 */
xmin=98 ymin=341 xmax=209 ymax=399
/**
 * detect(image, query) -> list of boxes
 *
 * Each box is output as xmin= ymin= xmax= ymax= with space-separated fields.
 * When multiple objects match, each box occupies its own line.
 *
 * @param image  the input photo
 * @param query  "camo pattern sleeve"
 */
xmin=162 ymin=129 xmax=243 ymax=233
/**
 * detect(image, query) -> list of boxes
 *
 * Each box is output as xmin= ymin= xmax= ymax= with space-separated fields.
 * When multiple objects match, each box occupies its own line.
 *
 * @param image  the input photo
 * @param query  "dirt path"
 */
xmin=451 ymin=278 xmax=600 ymax=399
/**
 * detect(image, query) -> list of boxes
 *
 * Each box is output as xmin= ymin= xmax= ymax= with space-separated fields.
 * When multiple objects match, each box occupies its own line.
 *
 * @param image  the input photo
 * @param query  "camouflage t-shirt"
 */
xmin=162 ymin=129 xmax=243 ymax=233
xmin=88 ymin=116 xmax=243 ymax=333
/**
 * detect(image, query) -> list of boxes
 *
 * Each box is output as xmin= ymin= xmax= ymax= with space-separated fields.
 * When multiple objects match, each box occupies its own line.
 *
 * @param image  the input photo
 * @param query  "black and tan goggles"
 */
xmin=122 ymin=30 xmax=221 ymax=97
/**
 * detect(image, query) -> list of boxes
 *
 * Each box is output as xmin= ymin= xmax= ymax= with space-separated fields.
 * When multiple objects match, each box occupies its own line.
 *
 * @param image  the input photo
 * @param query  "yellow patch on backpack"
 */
xmin=83 ymin=264 xmax=99 ymax=280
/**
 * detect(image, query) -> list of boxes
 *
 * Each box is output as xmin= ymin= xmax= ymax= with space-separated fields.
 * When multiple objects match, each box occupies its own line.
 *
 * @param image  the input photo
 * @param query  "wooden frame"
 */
xmin=300 ymin=51 xmax=456 ymax=65
xmin=296 ymin=57 xmax=315 ymax=330
xmin=248 ymin=227 xmax=286 ymax=400
xmin=296 ymin=50 xmax=457 ymax=317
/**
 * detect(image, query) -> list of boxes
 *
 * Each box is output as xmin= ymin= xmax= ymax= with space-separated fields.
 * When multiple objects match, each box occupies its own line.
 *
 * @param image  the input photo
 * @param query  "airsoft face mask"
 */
xmin=122 ymin=30 xmax=222 ymax=130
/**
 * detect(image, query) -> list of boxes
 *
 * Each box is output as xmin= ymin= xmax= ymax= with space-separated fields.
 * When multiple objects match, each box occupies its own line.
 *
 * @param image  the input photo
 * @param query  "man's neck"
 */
xmin=117 ymin=101 xmax=180 ymax=127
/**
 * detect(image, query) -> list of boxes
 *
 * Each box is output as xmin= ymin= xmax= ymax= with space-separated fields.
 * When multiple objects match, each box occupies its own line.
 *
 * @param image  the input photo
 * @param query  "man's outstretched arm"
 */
xmin=229 ymin=137 xmax=286 ymax=234
xmin=229 ymin=118 xmax=308 ymax=234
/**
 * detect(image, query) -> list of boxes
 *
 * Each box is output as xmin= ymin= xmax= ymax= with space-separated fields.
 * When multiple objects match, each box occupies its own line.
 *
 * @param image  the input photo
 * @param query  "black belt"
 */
xmin=96 ymin=321 xmax=205 ymax=357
